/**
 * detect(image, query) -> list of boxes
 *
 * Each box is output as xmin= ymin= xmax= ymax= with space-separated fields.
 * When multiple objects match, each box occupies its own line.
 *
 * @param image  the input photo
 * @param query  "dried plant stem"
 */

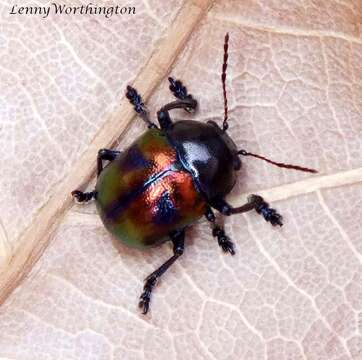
xmin=230 ymin=167 xmax=362 ymax=205
xmin=0 ymin=0 xmax=215 ymax=306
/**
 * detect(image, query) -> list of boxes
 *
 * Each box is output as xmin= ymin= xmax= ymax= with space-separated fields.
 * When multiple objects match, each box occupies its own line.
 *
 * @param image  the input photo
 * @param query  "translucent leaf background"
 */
xmin=0 ymin=0 xmax=362 ymax=359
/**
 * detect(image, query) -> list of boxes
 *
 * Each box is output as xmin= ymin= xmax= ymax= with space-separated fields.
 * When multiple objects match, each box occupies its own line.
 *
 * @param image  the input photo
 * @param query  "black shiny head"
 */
xmin=166 ymin=33 xmax=317 ymax=204
xmin=167 ymin=120 xmax=241 ymax=201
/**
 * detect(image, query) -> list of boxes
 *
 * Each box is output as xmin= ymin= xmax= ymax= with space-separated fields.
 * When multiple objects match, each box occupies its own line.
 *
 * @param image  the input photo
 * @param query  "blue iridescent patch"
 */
xmin=153 ymin=191 xmax=179 ymax=225
xmin=122 ymin=146 xmax=150 ymax=171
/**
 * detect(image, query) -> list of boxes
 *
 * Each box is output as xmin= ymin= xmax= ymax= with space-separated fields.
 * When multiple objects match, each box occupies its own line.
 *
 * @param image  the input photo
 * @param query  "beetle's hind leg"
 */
xmin=126 ymin=85 xmax=157 ymax=129
xmin=205 ymin=206 xmax=235 ymax=255
xmin=139 ymin=230 xmax=185 ymax=314
xmin=210 ymin=195 xmax=283 ymax=227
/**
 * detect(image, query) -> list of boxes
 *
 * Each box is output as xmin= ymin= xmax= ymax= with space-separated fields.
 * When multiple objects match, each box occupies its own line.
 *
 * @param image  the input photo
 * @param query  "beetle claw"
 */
xmin=212 ymin=226 xmax=235 ymax=255
xmin=269 ymin=211 xmax=283 ymax=227
xmin=139 ymin=295 xmax=150 ymax=315
xmin=266 ymin=212 xmax=283 ymax=227
xmin=139 ymin=275 xmax=158 ymax=314
xmin=71 ymin=190 xmax=95 ymax=203
xmin=139 ymin=292 xmax=150 ymax=314
xmin=220 ymin=238 xmax=235 ymax=255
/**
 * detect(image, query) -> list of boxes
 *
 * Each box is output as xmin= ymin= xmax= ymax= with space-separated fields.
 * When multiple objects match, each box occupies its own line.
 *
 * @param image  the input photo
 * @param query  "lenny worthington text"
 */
xmin=10 ymin=3 xmax=136 ymax=19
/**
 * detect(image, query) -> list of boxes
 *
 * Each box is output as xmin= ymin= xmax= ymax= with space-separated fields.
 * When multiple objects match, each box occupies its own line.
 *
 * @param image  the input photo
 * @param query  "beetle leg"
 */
xmin=139 ymin=230 xmax=185 ymax=314
xmin=156 ymin=78 xmax=197 ymax=130
xmin=71 ymin=190 xmax=96 ymax=203
xmin=126 ymin=85 xmax=157 ymax=129
xmin=205 ymin=206 xmax=235 ymax=255
xmin=157 ymin=97 xmax=197 ymax=130
xmin=210 ymin=195 xmax=283 ymax=227
xmin=97 ymin=148 xmax=121 ymax=176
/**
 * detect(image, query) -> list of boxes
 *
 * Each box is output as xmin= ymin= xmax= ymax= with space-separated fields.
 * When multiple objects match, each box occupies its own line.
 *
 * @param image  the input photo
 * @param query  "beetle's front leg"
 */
xmin=205 ymin=206 xmax=235 ymax=255
xmin=157 ymin=78 xmax=198 ymax=130
xmin=157 ymin=97 xmax=197 ymax=130
xmin=126 ymin=85 xmax=157 ymax=129
xmin=139 ymin=230 xmax=185 ymax=314
xmin=210 ymin=195 xmax=283 ymax=227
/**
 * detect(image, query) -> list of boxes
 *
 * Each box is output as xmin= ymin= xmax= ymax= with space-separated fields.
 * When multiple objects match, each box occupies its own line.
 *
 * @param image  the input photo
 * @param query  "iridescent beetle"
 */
xmin=72 ymin=34 xmax=317 ymax=314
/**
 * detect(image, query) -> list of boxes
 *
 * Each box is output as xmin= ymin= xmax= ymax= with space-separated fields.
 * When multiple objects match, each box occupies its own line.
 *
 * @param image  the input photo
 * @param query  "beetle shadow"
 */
xmin=109 ymin=224 xmax=204 ymax=262
xmin=184 ymin=225 xmax=198 ymax=247
xmin=110 ymin=233 xmax=175 ymax=265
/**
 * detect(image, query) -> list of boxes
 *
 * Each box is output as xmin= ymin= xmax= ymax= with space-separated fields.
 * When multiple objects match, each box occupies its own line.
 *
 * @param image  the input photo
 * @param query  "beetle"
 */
xmin=72 ymin=33 xmax=317 ymax=314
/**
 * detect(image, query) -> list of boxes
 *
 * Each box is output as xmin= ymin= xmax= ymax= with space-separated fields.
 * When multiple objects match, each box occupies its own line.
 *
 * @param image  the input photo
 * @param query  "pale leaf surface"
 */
xmin=0 ymin=1 xmax=362 ymax=360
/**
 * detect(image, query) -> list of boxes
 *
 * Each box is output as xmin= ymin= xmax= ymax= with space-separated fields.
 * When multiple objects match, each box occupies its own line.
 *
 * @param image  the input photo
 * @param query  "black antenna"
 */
xmin=238 ymin=150 xmax=318 ymax=173
xmin=221 ymin=33 xmax=229 ymax=131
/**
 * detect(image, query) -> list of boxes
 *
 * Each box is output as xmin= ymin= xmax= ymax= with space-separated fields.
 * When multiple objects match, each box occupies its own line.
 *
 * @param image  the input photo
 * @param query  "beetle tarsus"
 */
xmin=250 ymin=195 xmax=283 ymax=226
xmin=168 ymin=77 xmax=196 ymax=113
xmin=205 ymin=206 xmax=235 ymax=255
xmin=126 ymin=85 xmax=157 ymax=129
xmin=213 ymin=225 xmax=235 ymax=255
xmin=71 ymin=190 xmax=96 ymax=203
xmin=168 ymin=77 xmax=191 ymax=100
xmin=126 ymin=85 xmax=144 ymax=114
